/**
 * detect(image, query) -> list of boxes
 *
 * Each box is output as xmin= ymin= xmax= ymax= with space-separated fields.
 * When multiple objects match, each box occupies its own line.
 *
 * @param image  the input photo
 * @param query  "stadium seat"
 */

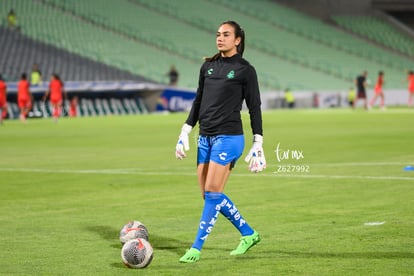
xmin=333 ymin=15 xmax=414 ymax=58
xmin=1 ymin=0 xmax=413 ymax=90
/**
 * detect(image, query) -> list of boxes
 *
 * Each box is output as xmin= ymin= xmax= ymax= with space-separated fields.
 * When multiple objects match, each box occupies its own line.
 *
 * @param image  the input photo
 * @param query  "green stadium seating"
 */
xmin=333 ymin=15 xmax=414 ymax=58
xmin=1 ymin=0 xmax=413 ymax=90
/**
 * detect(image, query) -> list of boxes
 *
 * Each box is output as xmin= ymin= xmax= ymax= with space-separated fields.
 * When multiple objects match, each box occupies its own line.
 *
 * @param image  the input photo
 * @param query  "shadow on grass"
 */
xmin=150 ymin=233 xmax=193 ymax=255
xmin=85 ymin=226 xmax=193 ymax=254
xmin=85 ymin=225 xmax=245 ymax=270
xmin=107 ymin=233 xmax=192 ymax=270
xmin=84 ymin=225 xmax=128 ymax=270
xmin=110 ymin=262 xmax=127 ymax=269
xmin=275 ymin=250 xmax=414 ymax=259
xmin=84 ymin=225 xmax=121 ymax=249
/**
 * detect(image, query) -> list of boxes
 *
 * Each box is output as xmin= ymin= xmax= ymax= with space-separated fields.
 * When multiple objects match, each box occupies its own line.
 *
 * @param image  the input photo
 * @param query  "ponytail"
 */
xmin=204 ymin=53 xmax=221 ymax=62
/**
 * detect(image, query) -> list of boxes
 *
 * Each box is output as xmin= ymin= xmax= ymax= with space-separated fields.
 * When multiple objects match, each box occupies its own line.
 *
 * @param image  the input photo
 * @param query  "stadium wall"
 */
xmin=261 ymin=89 xmax=409 ymax=109
xmin=5 ymin=81 xmax=164 ymax=119
xmin=158 ymin=89 xmax=411 ymax=110
xmin=4 ymin=82 xmax=410 ymax=119
xmin=156 ymin=88 xmax=197 ymax=112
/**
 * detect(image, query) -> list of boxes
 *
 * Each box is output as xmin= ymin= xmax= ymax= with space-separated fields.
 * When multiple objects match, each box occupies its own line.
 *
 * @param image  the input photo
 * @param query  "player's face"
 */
xmin=216 ymin=24 xmax=241 ymax=57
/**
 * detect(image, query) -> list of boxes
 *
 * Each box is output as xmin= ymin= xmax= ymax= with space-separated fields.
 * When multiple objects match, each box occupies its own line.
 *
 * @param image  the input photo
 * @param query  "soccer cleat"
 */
xmin=179 ymin=248 xmax=201 ymax=263
xmin=230 ymin=231 xmax=261 ymax=255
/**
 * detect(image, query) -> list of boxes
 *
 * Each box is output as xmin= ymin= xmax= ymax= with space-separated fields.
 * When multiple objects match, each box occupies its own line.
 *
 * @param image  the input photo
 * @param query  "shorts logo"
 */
xmin=227 ymin=70 xmax=235 ymax=79
xmin=219 ymin=152 xmax=227 ymax=161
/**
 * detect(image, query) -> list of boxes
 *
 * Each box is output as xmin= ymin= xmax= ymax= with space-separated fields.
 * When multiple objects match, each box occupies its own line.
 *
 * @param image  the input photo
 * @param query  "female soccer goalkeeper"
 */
xmin=175 ymin=20 xmax=266 ymax=263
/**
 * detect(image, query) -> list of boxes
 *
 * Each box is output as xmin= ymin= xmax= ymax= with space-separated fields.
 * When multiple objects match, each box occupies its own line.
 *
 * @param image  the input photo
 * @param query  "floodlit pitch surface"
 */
xmin=0 ymin=108 xmax=413 ymax=275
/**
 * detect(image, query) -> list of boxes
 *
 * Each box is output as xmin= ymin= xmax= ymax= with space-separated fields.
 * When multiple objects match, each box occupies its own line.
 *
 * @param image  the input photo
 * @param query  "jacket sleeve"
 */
xmin=185 ymin=63 xmax=205 ymax=127
xmin=243 ymin=65 xmax=263 ymax=136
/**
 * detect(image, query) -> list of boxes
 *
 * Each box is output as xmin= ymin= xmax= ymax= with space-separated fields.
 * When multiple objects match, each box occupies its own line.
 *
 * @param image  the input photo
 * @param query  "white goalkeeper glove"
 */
xmin=175 ymin=123 xmax=192 ymax=160
xmin=244 ymin=134 xmax=266 ymax=173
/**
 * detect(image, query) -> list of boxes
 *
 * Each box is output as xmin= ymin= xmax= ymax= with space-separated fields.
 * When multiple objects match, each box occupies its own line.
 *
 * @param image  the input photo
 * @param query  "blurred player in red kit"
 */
xmin=0 ymin=74 xmax=7 ymax=124
xmin=369 ymin=71 xmax=385 ymax=110
xmin=408 ymin=71 xmax=414 ymax=107
xmin=17 ymin=73 xmax=32 ymax=122
xmin=43 ymin=73 xmax=66 ymax=122
xmin=69 ymin=96 xmax=78 ymax=117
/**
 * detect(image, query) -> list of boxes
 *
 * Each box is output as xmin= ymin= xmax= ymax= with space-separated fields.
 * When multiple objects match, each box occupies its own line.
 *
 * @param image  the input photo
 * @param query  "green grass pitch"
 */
xmin=0 ymin=108 xmax=413 ymax=275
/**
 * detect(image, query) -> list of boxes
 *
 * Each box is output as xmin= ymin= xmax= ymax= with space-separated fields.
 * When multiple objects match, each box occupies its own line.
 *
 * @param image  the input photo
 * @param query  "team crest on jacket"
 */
xmin=227 ymin=70 xmax=235 ymax=79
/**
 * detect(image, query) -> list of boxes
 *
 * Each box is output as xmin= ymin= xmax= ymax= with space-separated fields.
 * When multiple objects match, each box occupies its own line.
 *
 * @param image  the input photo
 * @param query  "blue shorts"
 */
xmin=197 ymin=135 xmax=244 ymax=168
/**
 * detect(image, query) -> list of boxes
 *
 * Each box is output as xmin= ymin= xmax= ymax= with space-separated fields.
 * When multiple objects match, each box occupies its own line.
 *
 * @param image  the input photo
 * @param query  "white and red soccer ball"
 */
xmin=119 ymin=221 xmax=149 ymax=244
xmin=119 ymin=221 xmax=153 ymax=269
xmin=121 ymin=238 xmax=153 ymax=269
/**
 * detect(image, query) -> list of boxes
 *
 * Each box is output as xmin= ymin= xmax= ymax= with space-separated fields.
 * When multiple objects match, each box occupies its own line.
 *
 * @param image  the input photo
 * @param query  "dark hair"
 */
xmin=205 ymin=20 xmax=245 ymax=61
xmin=53 ymin=73 xmax=61 ymax=81
xmin=21 ymin=73 xmax=27 ymax=80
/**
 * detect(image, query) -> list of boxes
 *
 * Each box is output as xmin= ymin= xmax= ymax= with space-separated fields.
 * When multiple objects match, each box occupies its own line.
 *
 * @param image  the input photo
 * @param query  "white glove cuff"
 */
xmin=253 ymin=134 xmax=263 ymax=144
xmin=182 ymin=123 xmax=192 ymax=134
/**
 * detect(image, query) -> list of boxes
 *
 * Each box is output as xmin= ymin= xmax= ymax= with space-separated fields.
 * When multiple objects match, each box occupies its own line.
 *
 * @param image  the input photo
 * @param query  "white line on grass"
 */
xmin=265 ymin=162 xmax=411 ymax=167
xmin=0 ymin=168 xmax=413 ymax=181
xmin=310 ymin=162 xmax=411 ymax=167
xmin=364 ymin=222 xmax=386 ymax=226
xmin=270 ymin=173 xmax=414 ymax=181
